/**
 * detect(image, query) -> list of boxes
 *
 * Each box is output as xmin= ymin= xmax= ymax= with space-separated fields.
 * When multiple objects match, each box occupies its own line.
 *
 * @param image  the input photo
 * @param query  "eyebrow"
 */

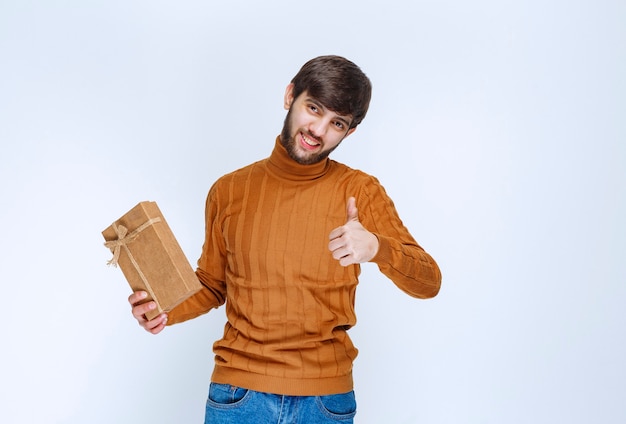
xmin=306 ymin=97 xmax=353 ymax=128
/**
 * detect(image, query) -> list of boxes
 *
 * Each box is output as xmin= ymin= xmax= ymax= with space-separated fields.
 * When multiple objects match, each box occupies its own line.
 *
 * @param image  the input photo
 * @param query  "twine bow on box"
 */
xmin=104 ymin=217 xmax=162 ymax=304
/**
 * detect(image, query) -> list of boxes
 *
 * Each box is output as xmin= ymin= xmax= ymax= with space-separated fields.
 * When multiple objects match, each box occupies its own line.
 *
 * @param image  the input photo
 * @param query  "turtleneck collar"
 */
xmin=265 ymin=136 xmax=332 ymax=182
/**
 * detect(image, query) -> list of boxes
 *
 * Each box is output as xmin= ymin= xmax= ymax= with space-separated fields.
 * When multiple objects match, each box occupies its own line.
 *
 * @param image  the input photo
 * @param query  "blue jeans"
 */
xmin=204 ymin=383 xmax=357 ymax=423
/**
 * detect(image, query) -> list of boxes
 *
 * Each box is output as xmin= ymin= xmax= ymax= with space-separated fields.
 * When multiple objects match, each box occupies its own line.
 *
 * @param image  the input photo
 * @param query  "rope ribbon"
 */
xmin=104 ymin=217 xmax=162 ymax=303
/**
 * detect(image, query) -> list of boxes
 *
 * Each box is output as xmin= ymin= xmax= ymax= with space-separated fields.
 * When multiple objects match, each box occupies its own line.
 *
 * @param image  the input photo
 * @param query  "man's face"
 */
xmin=280 ymin=84 xmax=356 ymax=165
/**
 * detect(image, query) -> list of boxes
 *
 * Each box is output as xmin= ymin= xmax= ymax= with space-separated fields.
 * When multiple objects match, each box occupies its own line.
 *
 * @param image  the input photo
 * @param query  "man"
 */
xmin=129 ymin=55 xmax=441 ymax=423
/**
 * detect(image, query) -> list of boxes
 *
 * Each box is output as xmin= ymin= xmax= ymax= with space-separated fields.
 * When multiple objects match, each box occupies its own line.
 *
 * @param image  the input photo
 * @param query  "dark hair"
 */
xmin=290 ymin=55 xmax=372 ymax=129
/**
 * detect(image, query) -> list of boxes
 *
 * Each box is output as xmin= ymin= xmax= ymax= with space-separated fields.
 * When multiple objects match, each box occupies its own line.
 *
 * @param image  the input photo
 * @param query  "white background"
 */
xmin=1 ymin=1 xmax=624 ymax=423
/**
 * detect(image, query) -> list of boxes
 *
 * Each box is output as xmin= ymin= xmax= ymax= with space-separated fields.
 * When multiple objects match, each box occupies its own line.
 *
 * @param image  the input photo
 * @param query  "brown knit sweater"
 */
xmin=167 ymin=137 xmax=441 ymax=396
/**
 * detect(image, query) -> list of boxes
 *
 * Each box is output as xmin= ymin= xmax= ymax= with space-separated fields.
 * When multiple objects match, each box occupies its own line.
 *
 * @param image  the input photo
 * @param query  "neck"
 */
xmin=266 ymin=136 xmax=331 ymax=182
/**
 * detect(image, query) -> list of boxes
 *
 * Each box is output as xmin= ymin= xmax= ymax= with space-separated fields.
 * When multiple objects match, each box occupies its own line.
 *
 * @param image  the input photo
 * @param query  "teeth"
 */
xmin=302 ymin=134 xmax=318 ymax=146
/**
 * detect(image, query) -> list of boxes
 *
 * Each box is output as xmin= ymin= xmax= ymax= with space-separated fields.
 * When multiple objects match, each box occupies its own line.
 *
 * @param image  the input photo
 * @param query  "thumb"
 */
xmin=346 ymin=196 xmax=359 ymax=223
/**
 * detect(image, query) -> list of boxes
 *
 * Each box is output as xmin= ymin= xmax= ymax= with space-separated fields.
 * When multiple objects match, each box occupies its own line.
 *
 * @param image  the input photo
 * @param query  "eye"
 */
xmin=308 ymin=104 xmax=319 ymax=113
xmin=333 ymin=121 xmax=345 ymax=130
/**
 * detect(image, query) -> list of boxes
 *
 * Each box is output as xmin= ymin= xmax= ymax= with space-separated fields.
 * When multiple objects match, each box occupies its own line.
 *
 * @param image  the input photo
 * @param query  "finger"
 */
xmin=328 ymin=227 xmax=342 ymax=241
xmin=345 ymin=196 xmax=358 ymax=223
xmin=331 ymin=247 xmax=344 ymax=260
xmin=148 ymin=322 xmax=166 ymax=335
xmin=144 ymin=314 xmax=168 ymax=334
xmin=331 ymin=245 xmax=353 ymax=261
xmin=328 ymin=237 xmax=344 ymax=252
xmin=333 ymin=246 xmax=355 ymax=266
xmin=128 ymin=290 xmax=148 ymax=306
xmin=339 ymin=255 xmax=356 ymax=267
xmin=132 ymin=300 xmax=157 ymax=320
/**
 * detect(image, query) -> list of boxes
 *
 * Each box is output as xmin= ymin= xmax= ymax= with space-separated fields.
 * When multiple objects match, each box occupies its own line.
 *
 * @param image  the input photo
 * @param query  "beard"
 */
xmin=279 ymin=108 xmax=340 ymax=165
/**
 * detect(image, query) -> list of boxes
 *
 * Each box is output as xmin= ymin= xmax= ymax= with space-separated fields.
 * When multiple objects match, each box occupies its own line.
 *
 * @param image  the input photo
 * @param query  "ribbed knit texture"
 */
xmin=167 ymin=137 xmax=442 ymax=396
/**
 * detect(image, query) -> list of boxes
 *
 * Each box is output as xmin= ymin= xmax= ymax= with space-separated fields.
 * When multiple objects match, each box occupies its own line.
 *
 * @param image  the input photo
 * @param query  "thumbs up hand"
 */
xmin=328 ymin=197 xmax=380 ymax=266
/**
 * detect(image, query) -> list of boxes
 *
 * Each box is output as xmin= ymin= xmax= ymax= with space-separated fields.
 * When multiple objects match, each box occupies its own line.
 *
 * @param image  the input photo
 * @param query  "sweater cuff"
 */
xmin=370 ymin=233 xmax=390 ymax=264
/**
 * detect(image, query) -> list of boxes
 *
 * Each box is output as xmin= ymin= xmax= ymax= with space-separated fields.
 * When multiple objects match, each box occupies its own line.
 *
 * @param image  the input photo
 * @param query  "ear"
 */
xmin=346 ymin=127 xmax=357 ymax=137
xmin=283 ymin=83 xmax=295 ymax=110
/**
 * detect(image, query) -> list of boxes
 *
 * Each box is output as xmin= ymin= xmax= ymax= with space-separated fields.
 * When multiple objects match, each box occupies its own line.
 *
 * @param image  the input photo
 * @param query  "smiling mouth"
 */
xmin=299 ymin=132 xmax=321 ymax=150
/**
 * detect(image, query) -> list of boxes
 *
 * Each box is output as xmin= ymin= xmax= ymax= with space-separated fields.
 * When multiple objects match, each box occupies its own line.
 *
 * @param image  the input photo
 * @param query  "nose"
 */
xmin=308 ymin=117 xmax=330 ymax=139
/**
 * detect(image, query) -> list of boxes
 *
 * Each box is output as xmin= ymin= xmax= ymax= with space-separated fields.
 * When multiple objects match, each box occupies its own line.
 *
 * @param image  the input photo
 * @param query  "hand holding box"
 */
xmin=102 ymin=201 xmax=202 ymax=320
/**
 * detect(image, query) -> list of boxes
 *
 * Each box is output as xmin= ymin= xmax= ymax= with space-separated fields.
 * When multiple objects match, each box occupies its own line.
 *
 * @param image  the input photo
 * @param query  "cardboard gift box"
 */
xmin=102 ymin=201 xmax=202 ymax=320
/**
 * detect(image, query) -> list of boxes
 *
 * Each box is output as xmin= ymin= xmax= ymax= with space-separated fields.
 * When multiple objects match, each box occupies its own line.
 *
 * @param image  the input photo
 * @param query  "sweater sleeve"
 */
xmin=359 ymin=175 xmax=442 ymax=299
xmin=166 ymin=184 xmax=227 ymax=325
